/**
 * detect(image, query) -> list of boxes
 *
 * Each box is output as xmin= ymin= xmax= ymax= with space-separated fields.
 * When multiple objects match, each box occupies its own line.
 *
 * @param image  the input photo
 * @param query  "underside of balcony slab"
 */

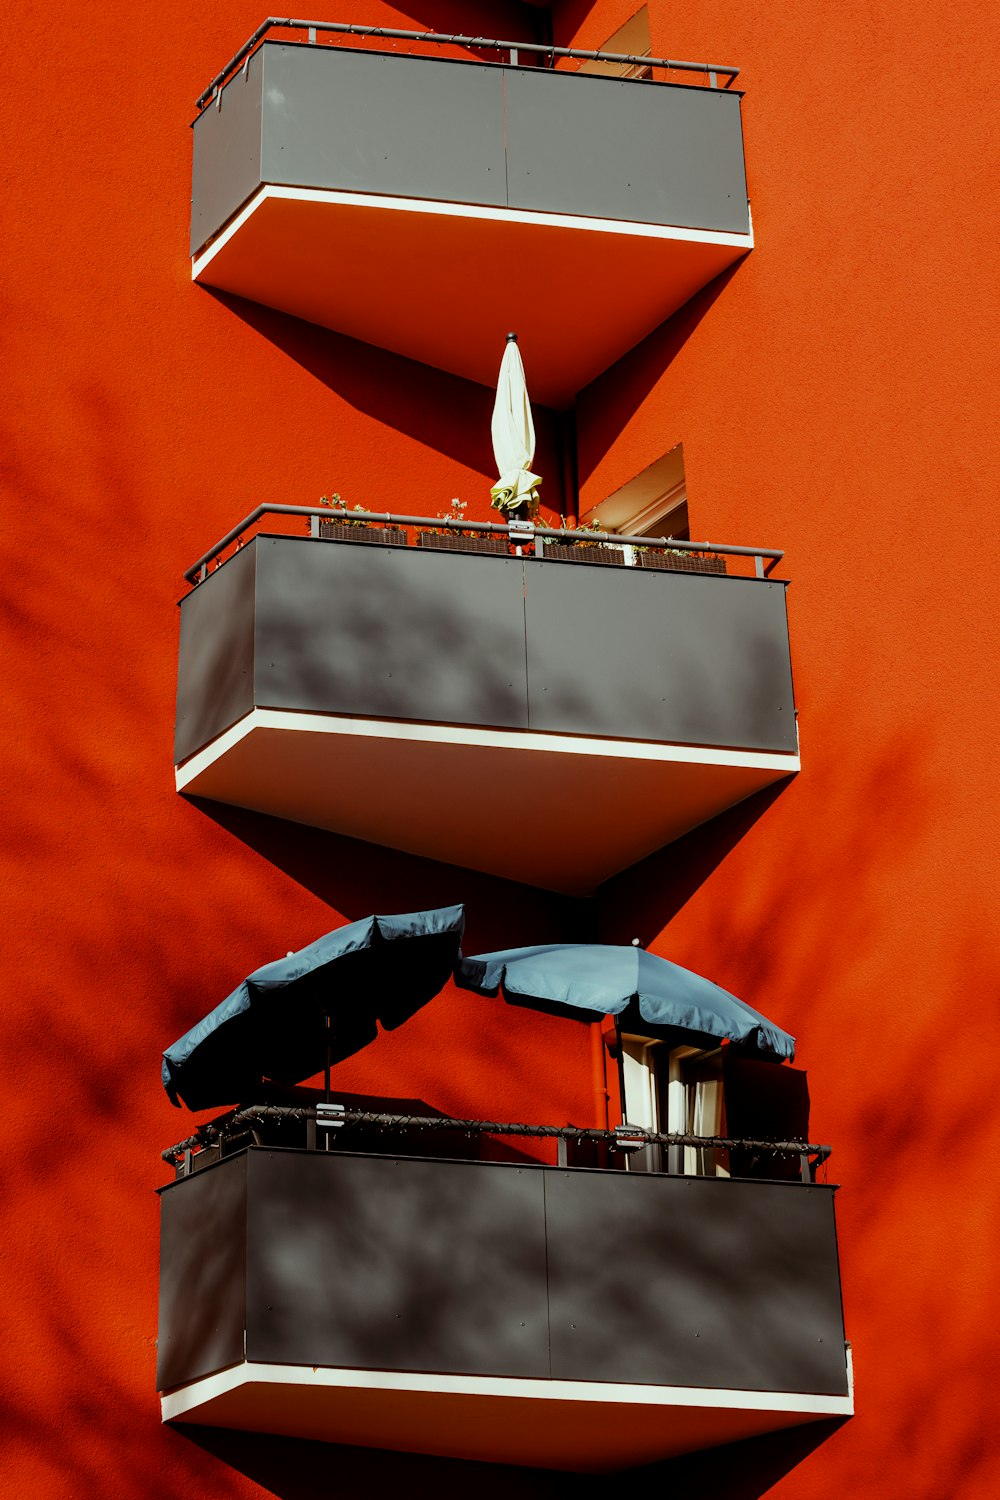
xmin=162 ymin=1360 xmax=851 ymax=1473
xmin=193 ymin=186 xmax=750 ymax=407
xmin=176 ymin=709 xmax=798 ymax=894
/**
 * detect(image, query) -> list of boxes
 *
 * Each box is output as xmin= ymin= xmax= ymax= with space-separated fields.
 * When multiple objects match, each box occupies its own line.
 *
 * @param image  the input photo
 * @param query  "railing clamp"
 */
xmin=613 ymin=1123 xmax=647 ymax=1154
xmin=317 ymin=1102 xmax=346 ymax=1131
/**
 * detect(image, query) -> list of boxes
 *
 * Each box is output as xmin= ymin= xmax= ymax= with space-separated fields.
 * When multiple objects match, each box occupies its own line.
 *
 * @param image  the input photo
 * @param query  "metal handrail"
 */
xmin=196 ymin=18 xmax=740 ymax=110
xmin=163 ymin=1105 xmax=831 ymax=1179
xmin=182 ymin=504 xmax=783 ymax=585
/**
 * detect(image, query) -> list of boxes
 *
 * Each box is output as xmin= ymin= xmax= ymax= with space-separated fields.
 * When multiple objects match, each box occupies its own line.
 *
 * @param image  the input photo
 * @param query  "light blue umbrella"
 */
xmin=455 ymin=942 xmax=794 ymax=1060
xmin=163 ymin=906 xmax=465 ymax=1111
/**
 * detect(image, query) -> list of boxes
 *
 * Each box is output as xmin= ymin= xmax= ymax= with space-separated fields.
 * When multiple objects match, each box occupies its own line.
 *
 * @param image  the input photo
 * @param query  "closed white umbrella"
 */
xmin=490 ymin=333 xmax=542 ymax=519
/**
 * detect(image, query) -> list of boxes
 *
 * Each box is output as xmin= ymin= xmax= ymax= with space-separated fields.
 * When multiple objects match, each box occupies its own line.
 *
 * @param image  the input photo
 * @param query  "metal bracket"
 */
xmin=613 ymin=1123 xmax=647 ymax=1155
xmin=317 ymin=1103 xmax=346 ymax=1130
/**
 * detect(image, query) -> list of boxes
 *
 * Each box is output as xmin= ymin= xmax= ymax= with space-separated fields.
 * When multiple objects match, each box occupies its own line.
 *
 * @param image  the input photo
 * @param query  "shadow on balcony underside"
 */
xmin=179 ymin=1412 xmax=846 ymax=1496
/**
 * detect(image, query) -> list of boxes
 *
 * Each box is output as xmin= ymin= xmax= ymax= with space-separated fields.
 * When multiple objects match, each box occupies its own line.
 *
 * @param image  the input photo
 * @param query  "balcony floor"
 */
xmin=162 ymin=1359 xmax=852 ymax=1472
xmin=192 ymin=185 xmax=752 ymax=406
xmin=175 ymin=708 xmax=798 ymax=894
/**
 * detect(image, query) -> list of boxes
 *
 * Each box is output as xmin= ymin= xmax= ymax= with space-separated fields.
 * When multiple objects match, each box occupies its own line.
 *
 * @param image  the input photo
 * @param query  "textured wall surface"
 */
xmin=2 ymin=1 xmax=998 ymax=1498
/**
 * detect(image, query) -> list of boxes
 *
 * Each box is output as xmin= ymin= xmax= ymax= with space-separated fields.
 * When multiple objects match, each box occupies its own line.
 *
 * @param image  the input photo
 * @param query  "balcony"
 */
xmin=190 ymin=24 xmax=752 ymax=405
xmin=157 ymin=1123 xmax=851 ymax=1472
xmin=174 ymin=513 xmax=798 ymax=893
xmin=175 ymin=512 xmax=799 ymax=892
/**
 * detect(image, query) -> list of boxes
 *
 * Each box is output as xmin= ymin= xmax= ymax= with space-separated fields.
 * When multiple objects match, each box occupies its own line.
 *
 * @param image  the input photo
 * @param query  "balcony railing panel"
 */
xmin=192 ymin=44 xmax=749 ymax=256
xmin=545 ymin=1167 xmax=848 ymax=1395
xmin=175 ymin=536 xmax=795 ymax=766
xmin=174 ymin=541 xmax=257 ymax=770
xmin=244 ymin=1150 xmax=551 ymax=1378
xmin=157 ymin=1149 xmax=247 ymax=1390
xmin=158 ymin=1148 xmax=848 ymax=1405
xmin=521 ymin=554 xmax=797 ymax=752
xmin=502 ymin=66 xmax=748 ymax=232
xmin=190 ymin=45 xmax=266 ymax=262
xmin=173 ymin=532 xmax=798 ymax=889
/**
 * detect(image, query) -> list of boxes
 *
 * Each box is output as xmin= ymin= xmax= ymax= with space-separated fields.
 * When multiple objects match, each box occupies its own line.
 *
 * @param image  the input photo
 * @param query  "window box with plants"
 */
xmin=317 ymin=495 xmax=407 ymax=547
xmin=416 ymin=500 xmax=509 ymax=556
xmin=638 ymin=546 xmax=727 ymax=575
xmin=538 ymin=519 xmax=626 ymax=566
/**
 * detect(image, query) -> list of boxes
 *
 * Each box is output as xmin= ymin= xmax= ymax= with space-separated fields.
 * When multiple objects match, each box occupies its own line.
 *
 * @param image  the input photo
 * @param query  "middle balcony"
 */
xmin=175 ymin=515 xmax=798 ymax=894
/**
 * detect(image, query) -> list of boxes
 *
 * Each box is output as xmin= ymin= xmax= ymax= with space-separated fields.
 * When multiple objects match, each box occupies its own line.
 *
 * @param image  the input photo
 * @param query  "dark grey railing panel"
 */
xmin=158 ymin=1150 xmax=845 ymax=1396
xmin=251 ymin=537 xmax=530 ymax=729
xmin=191 ymin=44 xmax=749 ymax=254
xmin=174 ymin=542 xmax=257 ymax=764
xmin=260 ymin=45 xmax=507 ymax=210
xmin=523 ymin=562 xmax=797 ymax=753
xmin=504 ymin=70 xmax=749 ymax=233
xmin=157 ymin=1153 xmax=247 ymax=1391
xmin=175 ymin=539 xmax=797 ymax=763
xmin=244 ymin=1151 xmax=550 ymax=1377
xmin=190 ymin=46 xmax=264 ymax=255
xmin=545 ymin=1170 xmax=848 ymax=1395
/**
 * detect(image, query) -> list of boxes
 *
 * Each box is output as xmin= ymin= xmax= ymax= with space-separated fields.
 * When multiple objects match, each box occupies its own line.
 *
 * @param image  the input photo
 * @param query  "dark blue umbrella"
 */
xmin=162 ymin=906 xmax=465 ymax=1111
xmin=455 ymin=942 xmax=795 ymax=1060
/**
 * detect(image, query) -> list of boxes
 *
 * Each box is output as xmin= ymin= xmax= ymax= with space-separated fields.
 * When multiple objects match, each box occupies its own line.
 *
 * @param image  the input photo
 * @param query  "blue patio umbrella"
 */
xmin=455 ymin=943 xmax=794 ymax=1060
xmin=162 ymin=906 xmax=465 ymax=1111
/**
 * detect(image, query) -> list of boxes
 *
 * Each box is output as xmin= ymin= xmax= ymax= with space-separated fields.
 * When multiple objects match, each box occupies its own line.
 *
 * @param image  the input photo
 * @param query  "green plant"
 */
xmin=319 ymin=494 xmax=376 ymax=530
xmin=425 ymin=498 xmax=478 ymax=538
xmin=554 ymin=517 xmax=608 ymax=550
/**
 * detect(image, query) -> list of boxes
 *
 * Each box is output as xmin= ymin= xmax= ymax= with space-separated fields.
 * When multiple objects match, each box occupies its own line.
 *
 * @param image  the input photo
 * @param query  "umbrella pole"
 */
xmin=323 ymin=1014 xmax=331 ymax=1105
xmin=613 ymin=1014 xmax=629 ymax=1126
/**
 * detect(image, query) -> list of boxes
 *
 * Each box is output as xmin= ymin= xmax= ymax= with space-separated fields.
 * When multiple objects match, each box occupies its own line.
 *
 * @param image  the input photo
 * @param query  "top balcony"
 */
xmin=190 ymin=23 xmax=752 ymax=405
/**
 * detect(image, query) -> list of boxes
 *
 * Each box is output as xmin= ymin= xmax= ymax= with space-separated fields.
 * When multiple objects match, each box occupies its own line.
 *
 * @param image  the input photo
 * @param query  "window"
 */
xmin=578 ymin=9 xmax=653 ymax=81
xmin=582 ymin=444 xmax=690 ymax=544
xmin=621 ymin=1035 xmax=729 ymax=1177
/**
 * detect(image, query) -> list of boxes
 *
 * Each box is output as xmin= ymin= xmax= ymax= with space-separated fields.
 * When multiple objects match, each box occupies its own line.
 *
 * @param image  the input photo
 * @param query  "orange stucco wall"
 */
xmin=2 ymin=1 xmax=998 ymax=1497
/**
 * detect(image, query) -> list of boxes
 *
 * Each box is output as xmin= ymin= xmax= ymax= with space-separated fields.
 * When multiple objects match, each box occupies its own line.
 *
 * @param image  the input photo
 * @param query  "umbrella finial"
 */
xmin=505 ymin=331 xmax=518 ymax=343
xmin=631 ymin=937 xmax=642 ymax=948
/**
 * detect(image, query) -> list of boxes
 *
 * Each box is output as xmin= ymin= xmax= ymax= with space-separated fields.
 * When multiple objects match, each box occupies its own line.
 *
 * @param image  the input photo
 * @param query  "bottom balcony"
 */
xmin=158 ymin=1143 xmax=851 ymax=1472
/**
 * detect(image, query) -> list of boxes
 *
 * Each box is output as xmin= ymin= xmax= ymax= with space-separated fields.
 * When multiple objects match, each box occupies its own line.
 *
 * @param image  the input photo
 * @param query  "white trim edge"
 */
xmin=162 ymin=1359 xmax=854 ymax=1423
xmin=175 ymin=708 xmax=801 ymax=790
xmin=192 ymin=184 xmax=754 ymax=280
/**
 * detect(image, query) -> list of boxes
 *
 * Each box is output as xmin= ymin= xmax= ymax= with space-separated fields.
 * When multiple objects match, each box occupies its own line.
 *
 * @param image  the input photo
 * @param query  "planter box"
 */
xmin=417 ymin=533 xmax=508 ymax=556
xmin=542 ymin=542 xmax=625 ymax=566
xmin=640 ymin=550 xmax=727 ymax=575
xmin=319 ymin=521 xmax=408 ymax=547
